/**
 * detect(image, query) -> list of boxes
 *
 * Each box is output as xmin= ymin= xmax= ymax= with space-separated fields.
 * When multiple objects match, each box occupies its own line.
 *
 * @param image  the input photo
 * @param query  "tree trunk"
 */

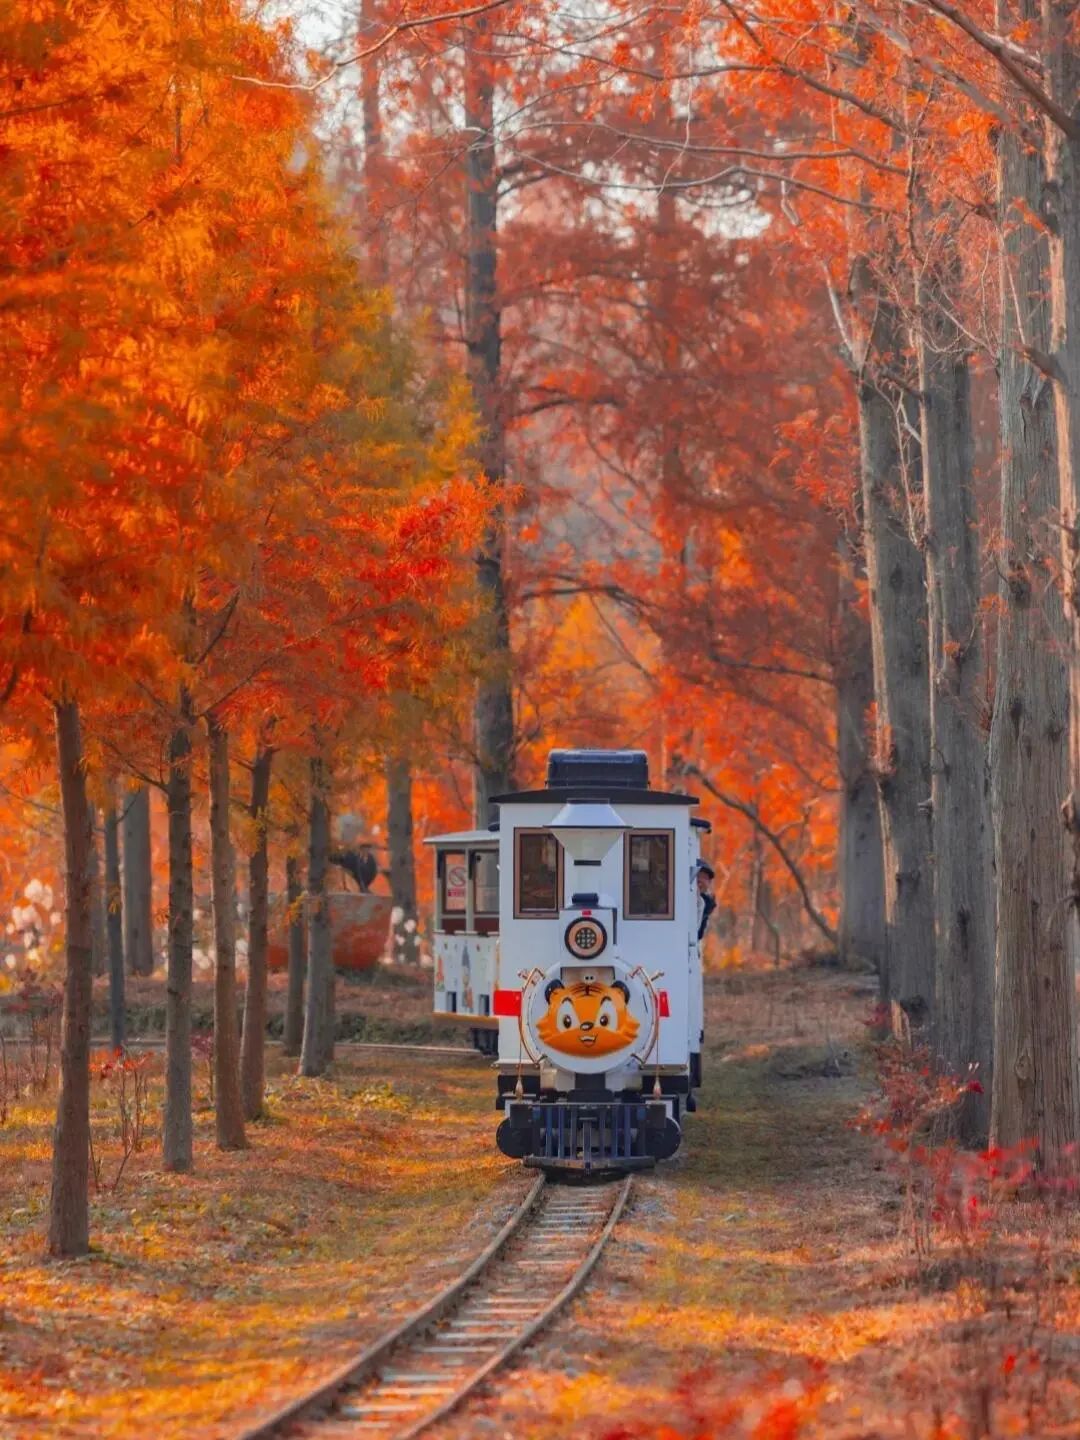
xmin=856 ymin=295 xmax=935 ymax=1030
xmin=990 ymin=111 xmax=1079 ymax=1162
xmin=386 ymin=756 xmax=419 ymax=963
xmin=122 ymin=786 xmax=154 ymax=977
xmin=90 ymin=808 xmax=106 ymax=978
xmin=164 ymin=696 xmax=194 ymax=1172
xmin=103 ymin=801 xmax=125 ymax=1052
xmin=916 ymin=256 xmax=995 ymax=1145
xmin=300 ymin=755 xmax=333 ymax=1076
xmin=283 ymin=851 xmax=306 ymax=1057
xmin=836 ymin=538 xmax=885 ymax=976
xmin=241 ymin=745 xmax=273 ymax=1121
xmin=47 ymin=700 xmax=93 ymax=1257
xmin=465 ymin=16 xmax=514 ymax=825
xmin=1042 ymin=7 xmax=1080 ymax=993
xmin=208 ymin=716 xmax=246 ymax=1150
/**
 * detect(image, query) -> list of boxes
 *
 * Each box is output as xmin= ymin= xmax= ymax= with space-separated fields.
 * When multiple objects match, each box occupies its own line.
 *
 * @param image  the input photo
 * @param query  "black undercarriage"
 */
xmin=496 ymin=1098 xmax=681 ymax=1174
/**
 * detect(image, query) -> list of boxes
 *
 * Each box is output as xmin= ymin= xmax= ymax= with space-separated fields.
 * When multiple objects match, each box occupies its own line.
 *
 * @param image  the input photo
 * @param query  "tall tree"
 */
xmin=164 ymin=689 xmax=195 ymax=1173
xmin=916 ymin=236 xmax=994 ymax=1140
xmin=360 ymin=0 xmax=422 ymax=954
xmin=836 ymin=541 xmax=885 ymax=976
xmin=386 ymin=756 xmax=420 ymax=963
xmin=122 ymin=786 xmax=154 ymax=977
xmin=90 ymin=808 xmax=107 ymax=978
xmin=240 ymin=743 xmax=273 ymax=1120
xmin=854 ymin=282 xmax=935 ymax=1028
xmin=465 ymin=14 xmax=514 ymax=822
xmin=283 ymin=850 xmax=306 ymax=1058
xmin=207 ymin=715 xmax=246 ymax=1150
xmin=990 ymin=98 xmax=1078 ymax=1160
xmin=103 ymin=800 xmax=125 ymax=1051
xmin=47 ymin=701 xmax=94 ymax=1257
xmin=300 ymin=754 xmax=334 ymax=1077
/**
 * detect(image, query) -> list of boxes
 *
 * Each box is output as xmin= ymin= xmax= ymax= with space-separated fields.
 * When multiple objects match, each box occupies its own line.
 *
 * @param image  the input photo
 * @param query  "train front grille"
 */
xmin=527 ymin=1101 xmax=656 ymax=1172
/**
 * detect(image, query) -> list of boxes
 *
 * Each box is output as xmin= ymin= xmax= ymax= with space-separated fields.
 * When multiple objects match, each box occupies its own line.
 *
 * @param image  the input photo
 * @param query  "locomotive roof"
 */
xmin=491 ymin=746 xmax=697 ymax=806
xmin=490 ymin=787 xmax=698 ymax=807
xmin=421 ymin=829 xmax=498 ymax=847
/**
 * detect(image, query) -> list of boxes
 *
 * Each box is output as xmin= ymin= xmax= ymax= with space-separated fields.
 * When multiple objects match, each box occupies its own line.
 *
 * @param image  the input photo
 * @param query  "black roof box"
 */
xmin=545 ymin=749 xmax=650 ymax=790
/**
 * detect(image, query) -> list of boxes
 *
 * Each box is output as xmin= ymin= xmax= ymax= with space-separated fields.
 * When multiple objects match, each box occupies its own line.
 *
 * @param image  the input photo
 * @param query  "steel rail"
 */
xmin=235 ymin=1174 xmax=545 ymax=1440
xmin=235 ymin=1174 xmax=632 ymax=1440
xmin=393 ymin=1174 xmax=633 ymax=1440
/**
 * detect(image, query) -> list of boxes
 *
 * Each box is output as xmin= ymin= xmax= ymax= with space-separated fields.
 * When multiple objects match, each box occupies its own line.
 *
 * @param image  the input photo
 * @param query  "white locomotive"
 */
xmin=427 ymin=749 xmax=709 ymax=1173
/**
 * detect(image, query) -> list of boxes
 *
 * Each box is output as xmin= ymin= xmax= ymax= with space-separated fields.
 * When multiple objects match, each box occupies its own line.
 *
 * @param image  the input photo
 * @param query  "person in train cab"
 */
xmin=696 ymin=860 xmax=717 ymax=941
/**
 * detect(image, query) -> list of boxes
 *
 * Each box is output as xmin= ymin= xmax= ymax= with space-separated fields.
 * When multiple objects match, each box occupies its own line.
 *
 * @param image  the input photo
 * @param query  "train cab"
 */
xmin=425 ymin=830 xmax=500 ymax=1055
xmin=429 ymin=748 xmax=710 ymax=1173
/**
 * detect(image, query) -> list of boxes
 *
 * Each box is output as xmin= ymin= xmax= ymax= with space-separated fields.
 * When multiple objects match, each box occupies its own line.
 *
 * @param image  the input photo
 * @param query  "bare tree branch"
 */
xmin=234 ymin=0 xmax=518 ymax=93
xmin=678 ymin=760 xmax=838 ymax=947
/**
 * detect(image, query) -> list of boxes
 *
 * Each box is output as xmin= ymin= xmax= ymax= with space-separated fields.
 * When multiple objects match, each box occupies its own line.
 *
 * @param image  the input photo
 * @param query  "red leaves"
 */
xmin=93 ymin=1047 xmax=153 ymax=1084
xmin=595 ymin=1361 xmax=826 ymax=1440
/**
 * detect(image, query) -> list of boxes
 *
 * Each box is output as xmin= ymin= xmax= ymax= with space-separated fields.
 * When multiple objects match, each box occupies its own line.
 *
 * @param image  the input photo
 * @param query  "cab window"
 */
xmin=515 ymin=830 xmax=561 ymax=916
xmin=441 ymin=852 xmax=467 ymax=913
xmin=624 ymin=831 xmax=673 ymax=919
xmin=473 ymin=851 xmax=499 ymax=915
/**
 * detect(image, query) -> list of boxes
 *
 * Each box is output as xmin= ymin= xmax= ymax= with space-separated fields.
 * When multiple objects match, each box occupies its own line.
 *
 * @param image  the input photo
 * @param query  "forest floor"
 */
xmin=3 ymin=963 xmax=1080 ymax=1439
xmin=0 ymin=985 xmax=528 ymax=1440
xmin=105 ymin=962 xmax=478 ymax=1047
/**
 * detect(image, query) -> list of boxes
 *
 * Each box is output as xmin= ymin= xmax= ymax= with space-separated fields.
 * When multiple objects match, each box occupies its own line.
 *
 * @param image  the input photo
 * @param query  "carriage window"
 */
xmin=624 ymin=832 xmax=673 ymax=919
xmin=515 ymin=831 xmax=561 ymax=916
xmin=473 ymin=851 xmax=499 ymax=915
xmin=441 ymin=852 xmax=467 ymax=913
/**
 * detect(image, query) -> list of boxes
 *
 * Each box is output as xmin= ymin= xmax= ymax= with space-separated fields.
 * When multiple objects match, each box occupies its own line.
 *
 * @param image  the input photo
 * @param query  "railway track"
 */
xmin=239 ymin=1174 xmax=632 ymax=1440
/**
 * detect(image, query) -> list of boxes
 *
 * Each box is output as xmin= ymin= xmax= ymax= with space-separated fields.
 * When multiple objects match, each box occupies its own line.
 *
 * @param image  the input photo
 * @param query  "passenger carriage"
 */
xmin=427 ymin=749 xmax=709 ymax=1173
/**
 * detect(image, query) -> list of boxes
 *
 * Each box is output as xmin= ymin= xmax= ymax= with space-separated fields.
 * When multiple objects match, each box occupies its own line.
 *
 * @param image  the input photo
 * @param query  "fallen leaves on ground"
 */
xmin=0 ymin=1015 xmax=526 ymax=1440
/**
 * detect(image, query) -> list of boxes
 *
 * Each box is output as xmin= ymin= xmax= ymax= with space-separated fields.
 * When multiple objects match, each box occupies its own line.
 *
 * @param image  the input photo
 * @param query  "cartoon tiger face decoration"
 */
xmin=535 ymin=978 xmax=640 ymax=1059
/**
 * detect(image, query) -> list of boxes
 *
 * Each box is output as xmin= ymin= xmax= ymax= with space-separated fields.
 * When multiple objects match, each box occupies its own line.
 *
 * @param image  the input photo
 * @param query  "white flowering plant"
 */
xmin=1 ymin=878 xmax=63 ymax=988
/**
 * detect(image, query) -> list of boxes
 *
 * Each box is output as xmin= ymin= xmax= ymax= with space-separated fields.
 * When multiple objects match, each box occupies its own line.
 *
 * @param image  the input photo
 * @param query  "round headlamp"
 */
xmin=564 ymin=916 xmax=608 ymax=959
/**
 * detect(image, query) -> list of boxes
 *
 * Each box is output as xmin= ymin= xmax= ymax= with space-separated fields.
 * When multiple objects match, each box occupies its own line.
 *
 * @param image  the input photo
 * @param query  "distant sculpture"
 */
xmin=329 ymin=845 xmax=379 ymax=893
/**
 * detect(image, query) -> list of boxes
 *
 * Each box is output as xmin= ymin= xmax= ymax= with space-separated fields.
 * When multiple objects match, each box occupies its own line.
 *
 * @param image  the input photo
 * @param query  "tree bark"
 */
xmin=856 ymin=294 xmax=936 ymax=1030
xmin=207 ymin=716 xmax=247 ymax=1150
xmin=916 ymin=255 xmax=995 ymax=1144
xmin=283 ymin=851 xmax=306 ymax=1057
xmin=122 ymin=786 xmax=154 ymax=976
xmin=164 ymin=694 xmax=194 ymax=1172
xmin=386 ymin=756 xmax=419 ymax=963
xmin=103 ymin=801 xmax=125 ymax=1052
xmin=465 ymin=15 xmax=514 ymax=825
xmin=361 ymin=22 xmax=424 ymax=961
xmin=47 ymin=699 xmax=93 ymax=1257
xmin=836 ymin=537 xmax=886 ymax=976
xmin=241 ymin=745 xmax=273 ymax=1120
xmin=1041 ymin=6 xmax=1080 ymax=967
xmin=90 ymin=808 xmax=106 ymax=978
xmin=300 ymin=755 xmax=334 ymax=1076
xmin=990 ymin=110 xmax=1079 ymax=1162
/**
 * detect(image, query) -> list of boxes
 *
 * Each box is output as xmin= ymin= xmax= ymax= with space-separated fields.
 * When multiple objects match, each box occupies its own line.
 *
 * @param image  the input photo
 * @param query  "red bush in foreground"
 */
xmin=598 ymin=1364 xmax=827 ymax=1440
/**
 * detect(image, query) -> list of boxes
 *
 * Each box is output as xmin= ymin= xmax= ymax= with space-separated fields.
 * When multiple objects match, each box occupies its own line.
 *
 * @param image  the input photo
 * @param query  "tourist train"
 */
xmin=427 ymin=749 xmax=709 ymax=1173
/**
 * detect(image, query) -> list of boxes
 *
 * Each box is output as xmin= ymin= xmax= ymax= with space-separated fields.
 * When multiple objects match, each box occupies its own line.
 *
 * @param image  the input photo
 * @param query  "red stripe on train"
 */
xmin=493 ymin=989 xmax=522 ymax=1017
